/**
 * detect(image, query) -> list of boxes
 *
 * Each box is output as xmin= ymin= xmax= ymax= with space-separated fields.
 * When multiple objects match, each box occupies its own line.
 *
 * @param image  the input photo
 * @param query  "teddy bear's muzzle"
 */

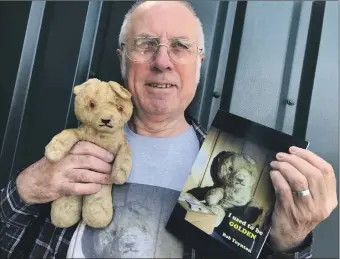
xmin=100 ymin=119 xmax=113 ymax=128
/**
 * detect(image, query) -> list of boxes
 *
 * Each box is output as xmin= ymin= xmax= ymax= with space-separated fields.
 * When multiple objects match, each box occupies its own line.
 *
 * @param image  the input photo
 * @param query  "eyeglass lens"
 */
xmin=125 ymin=37 xmax=199 ymax=64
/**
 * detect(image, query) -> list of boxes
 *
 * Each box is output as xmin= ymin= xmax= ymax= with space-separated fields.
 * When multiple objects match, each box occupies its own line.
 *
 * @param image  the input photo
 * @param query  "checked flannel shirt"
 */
xmin=1 ymin=115 xmax=313 ymax=259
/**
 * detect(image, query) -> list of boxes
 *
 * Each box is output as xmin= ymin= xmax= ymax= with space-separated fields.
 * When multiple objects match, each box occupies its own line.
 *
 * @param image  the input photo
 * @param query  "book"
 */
xmin=166 ymin=109 xmax=309 ymax=259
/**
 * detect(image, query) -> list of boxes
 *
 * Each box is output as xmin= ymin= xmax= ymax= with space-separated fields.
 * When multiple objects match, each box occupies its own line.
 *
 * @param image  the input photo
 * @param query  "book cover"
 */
xmin=166 ymin=109 xmax=309 ymax=259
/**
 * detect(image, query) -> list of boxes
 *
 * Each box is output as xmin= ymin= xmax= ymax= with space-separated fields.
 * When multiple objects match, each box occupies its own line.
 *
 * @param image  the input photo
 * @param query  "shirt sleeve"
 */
xmin=0 ymin=178 xmax=45 ymax=258
xmin=261 ymin=233 xmax=313 ymax=259
xmin=0 ymin=178 xmax=43 ymax=228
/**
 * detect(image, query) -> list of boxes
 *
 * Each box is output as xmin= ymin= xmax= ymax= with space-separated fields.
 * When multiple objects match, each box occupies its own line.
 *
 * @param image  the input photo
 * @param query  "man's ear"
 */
xmin=200 ymin=55 xmax=205 ymax=64
xmin=116 ymin=49 xmax=122 ymax=65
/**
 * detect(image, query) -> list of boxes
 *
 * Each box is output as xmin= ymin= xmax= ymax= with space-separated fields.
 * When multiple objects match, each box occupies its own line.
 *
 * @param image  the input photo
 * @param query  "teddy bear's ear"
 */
xmin=73 ymin=78 xmax=101 ymax=96
xmin=108 ymin=81 xmax=131 ymax=100
xmin=73 ymin=84 xmax=83 ymax=95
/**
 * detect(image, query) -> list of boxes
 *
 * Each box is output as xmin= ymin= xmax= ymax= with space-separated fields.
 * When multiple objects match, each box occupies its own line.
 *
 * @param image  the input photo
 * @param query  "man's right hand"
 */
xmin=16 ymin=141 xmax=114 ymax=205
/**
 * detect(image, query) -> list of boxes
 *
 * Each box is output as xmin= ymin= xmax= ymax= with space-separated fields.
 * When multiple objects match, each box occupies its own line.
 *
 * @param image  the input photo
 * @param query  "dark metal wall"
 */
xmin=0 ymin=1 xmax=338 ymax=257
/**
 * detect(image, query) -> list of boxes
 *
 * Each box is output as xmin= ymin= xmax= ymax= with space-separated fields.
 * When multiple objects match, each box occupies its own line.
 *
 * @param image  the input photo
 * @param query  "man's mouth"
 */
xmin=145 ymin=83 xmax=176 ymax=89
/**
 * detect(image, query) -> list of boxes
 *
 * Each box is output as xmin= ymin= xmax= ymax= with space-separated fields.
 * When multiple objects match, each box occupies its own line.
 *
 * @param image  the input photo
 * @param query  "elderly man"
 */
xmin=0 ymin=1 xmax=337 ymax=259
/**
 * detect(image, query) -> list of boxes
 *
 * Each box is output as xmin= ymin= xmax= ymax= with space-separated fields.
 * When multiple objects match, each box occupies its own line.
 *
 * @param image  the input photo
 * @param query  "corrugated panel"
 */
xmin=0 ymin=2 xmax=31 ymax=159
xmin=0 ymin=1 xmax=46 ymax=184
xmin=228 ymin=2 xmax=310 ymax=132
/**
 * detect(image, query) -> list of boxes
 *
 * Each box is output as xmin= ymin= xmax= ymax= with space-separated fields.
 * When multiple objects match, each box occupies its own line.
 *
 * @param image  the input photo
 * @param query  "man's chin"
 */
xmin=142 ymin=108 xmax=180 ymax=120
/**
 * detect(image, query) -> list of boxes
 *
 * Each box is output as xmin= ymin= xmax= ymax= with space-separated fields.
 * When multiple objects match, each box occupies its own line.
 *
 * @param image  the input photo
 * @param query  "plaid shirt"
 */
xmin=1 ymin=115 xmax=313 ymax=259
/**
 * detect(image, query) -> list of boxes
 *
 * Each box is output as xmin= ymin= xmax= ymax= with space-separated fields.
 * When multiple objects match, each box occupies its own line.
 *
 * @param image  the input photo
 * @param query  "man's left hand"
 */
xmin=268 ymin=146 xmax=338 ymax=252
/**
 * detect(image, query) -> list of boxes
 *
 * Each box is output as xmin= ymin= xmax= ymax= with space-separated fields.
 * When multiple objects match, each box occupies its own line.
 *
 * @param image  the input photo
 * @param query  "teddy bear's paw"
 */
xmin=82 ymin=185 xmax=113 ymax=228
xmin=83 ymin=199 xmax=113 ymax=228
xmin=83 ymin=210 xmax=113 ymax=228
xmin=45 ymin=150 xmax=66 ymax=163
xmin=45 ymin=143 xmax=67 ymax=163
xmin=205 ymin=188 xmax=224 ymax=205
xmin=51 ymin=196 xmax=82 ymax=228
xmin=111 ymin=170 xmax=128 ymax=185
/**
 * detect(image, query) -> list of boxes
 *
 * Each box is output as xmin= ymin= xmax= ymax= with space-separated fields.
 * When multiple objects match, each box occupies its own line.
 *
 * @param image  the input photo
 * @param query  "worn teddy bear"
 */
xmin=45 ymin=78 xmax=133 ymax=228
xmin=188 ymin=151 xmax=262 ymax=227
xmin=206 ymin=151 xmax=261 ymax=226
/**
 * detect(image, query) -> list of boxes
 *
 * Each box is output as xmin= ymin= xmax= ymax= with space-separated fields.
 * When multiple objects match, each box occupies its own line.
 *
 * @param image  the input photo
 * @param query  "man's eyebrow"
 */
xmin=171 ymin=36 xmax=191 ymax=40
xmin=134 ymin=34 xmax=192 ymax=41
xmin=135 ymin=33 xmax=157 ymax=38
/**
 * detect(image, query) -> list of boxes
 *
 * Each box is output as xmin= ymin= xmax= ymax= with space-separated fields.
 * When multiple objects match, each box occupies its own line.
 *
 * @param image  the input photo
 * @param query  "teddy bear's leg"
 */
xmin=82 ymin=184 xmax=113 ymax=228
xmin=111 ymin=140 xmax=132 ymax=184
xmin=45 ymin=129 xmax=79 ymax=163
xmin=51 ymin=195 xmax=82 ymax=228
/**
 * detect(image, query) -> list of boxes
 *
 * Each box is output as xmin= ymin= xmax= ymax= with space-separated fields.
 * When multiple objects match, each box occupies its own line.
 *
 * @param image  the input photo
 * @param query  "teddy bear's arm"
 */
xmin=205 ymin=187 xmax=224 ymax=205
xmin=45 ymin=129 xmax=80 ymax=163
xmin=110 ymin=139 xmax=132 ymax=184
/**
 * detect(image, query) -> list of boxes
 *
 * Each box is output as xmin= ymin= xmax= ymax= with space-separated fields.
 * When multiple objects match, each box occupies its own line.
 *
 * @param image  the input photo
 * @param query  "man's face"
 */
xmin=117 ymin=1 xmax=204 ymax=119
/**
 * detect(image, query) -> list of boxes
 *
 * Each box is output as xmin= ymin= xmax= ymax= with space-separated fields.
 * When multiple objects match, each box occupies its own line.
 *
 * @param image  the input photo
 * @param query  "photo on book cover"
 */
xmin=166 ymin=110 xmax=309 ymax=259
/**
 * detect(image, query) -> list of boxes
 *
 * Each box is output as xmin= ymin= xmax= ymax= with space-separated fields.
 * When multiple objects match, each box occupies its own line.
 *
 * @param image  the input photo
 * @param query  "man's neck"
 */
xmin=128 ymin=112 xmax=190 ymax=138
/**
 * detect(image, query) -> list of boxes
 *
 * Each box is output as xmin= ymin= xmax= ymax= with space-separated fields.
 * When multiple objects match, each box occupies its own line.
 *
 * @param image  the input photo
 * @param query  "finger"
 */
xmin=65 ymin=154 xmax=112 ymax=174
xmin=270 ymin=160 xmax=309 ymax=193
xmin=270 ymin=170 xmax=320 ymax=227
xmin=70 ymin=141 xmax=114 ymax=163
xmin=289 ymin=147 xmax=337 ymax=199
xmin=289 ymin=146 xmax=334 ymax=180
xmin=274 ymin=153 xmax=327 ymax=200
xmin=66 ymin=169 xmax=111 ymax=185
xmin=270 ymin=161 xmax=317 ymax=209
xmin=269 ymin=170 xmax=294 ymax=207
xmin=61 ymin=182 xmax=102 ymax=196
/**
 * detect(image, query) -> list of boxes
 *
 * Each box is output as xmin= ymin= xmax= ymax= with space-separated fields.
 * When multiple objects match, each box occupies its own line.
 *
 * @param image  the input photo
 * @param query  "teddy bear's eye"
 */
xmin=117 ymin=105 xmax=123 ymax=112
xmin=89 ymin=100 xmax=96 ymax=109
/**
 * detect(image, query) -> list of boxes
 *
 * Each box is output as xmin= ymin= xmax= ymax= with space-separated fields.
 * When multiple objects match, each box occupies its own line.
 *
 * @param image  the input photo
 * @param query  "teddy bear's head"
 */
xmin=73 ymin=78 xmax=133 ymax=133
xmin=210 ymin=151 xmax=260 ymax=189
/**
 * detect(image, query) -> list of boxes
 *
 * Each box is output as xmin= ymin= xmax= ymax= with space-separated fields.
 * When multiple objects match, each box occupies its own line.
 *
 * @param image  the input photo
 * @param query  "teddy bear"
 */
xmin=188 ymin=151 xmax=263 ymax=227
xmin=44 ymin=78 xmax=133 ymax=228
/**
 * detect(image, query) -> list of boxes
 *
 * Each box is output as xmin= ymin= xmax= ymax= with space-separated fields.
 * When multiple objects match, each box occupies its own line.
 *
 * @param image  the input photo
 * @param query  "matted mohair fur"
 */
xmin=45 ymin=78 xmax=133 ymax=229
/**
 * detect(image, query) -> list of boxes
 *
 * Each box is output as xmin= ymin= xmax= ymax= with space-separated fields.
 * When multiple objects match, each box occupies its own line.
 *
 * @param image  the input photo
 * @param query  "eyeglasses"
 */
xmin=121 ymin=36 xmax=203 ymax=64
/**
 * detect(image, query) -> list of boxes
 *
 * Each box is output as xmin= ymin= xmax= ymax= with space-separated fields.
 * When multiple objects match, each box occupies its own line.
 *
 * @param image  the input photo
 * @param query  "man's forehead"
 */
xmin=129 ymin=1 xmax=198 ymax=41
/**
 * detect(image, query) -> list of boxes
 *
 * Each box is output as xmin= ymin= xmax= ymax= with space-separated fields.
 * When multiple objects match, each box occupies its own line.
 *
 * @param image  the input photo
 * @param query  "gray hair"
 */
xmin=118 ymin=1 xmax=205 ymax=54
xmin=118 ymin=0 xmax=205 ymax=84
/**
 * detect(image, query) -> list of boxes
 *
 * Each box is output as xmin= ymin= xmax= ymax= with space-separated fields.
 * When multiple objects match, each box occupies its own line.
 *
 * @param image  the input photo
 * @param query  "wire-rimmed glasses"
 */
xmin=121 ymin=36 xmax=203 ymax=64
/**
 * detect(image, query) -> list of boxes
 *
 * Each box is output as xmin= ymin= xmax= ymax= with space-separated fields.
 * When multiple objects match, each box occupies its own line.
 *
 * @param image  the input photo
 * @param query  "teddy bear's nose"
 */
xmin=101 ymin=119 xmax=111 ymax=124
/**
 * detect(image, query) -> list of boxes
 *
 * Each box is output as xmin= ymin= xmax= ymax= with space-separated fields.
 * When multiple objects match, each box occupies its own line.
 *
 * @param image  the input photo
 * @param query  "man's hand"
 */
xmin=268 ymin=146 xmax=338 ymax=252
xmin=16 ymin=141 xmax=114 ymax=205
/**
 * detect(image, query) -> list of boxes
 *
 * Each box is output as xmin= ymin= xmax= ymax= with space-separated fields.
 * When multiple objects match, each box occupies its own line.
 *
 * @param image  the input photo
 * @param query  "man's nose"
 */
xmin=151 ymin=45 xmax=174 ymax=72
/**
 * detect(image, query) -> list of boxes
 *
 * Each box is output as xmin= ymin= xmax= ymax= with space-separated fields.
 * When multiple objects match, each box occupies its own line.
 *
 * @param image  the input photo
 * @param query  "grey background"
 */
xmin=0 ymin=1 xmax=338 ymax=258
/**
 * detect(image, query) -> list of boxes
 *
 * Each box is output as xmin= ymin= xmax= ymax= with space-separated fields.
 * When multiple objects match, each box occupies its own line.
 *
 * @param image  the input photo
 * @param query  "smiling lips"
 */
xmin=145 ymin=83 xmax=176 ymax=89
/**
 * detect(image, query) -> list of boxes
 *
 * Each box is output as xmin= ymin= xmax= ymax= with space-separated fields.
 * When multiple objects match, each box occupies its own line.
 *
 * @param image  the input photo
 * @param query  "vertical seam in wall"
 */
xmin=64 ymin=1 xmax=103 ymax=129
xmin=200 ymin=1 xmax=229 ymax=128
xmin=90 ymin=2 xmax=114 ymax=79
xmin=275 ymin=2 xmax=302 ymax=132
xmin=293 ymin=1 xmax=326 ymax=139
xmin=220 ymin=1 xmax=247 ymax=114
